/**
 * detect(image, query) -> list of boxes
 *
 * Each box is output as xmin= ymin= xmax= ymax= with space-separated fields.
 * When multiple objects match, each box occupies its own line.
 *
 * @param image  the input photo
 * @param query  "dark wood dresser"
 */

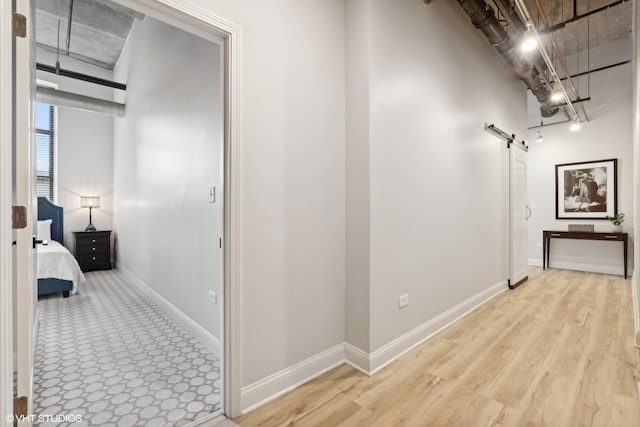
xmin=73 ymin=230 xmax=112 ymax=272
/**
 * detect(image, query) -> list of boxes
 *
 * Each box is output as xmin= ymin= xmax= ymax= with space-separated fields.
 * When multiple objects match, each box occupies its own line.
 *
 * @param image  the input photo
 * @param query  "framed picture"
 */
xmin=555 ymin=158 xmax=617 ymax=219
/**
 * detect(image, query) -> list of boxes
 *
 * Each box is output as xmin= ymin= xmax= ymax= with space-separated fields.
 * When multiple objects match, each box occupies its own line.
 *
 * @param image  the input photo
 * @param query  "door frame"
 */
xmin=0 ymin=0 xmax=15 ymax=421
xmin=0 ymin=0 xmax=245 ymax=420
xmin=113 ymin=0 xmax=242 ymax=418
xmin=112 ymin=0 xmax=244 ymax=417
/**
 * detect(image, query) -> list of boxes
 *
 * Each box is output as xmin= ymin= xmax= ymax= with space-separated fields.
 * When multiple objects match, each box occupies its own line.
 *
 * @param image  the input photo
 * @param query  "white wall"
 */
xmin=343 ymin=0 xmax=526 ymax=354
xmin=527 ymin=39 xmax=634 ymax=276
xmin=35 ymin=49 xmax=114 ymax=249
xmin=170 ymin=0 xmax=347 ymax=388
xmin=113 ymin=18 xmax=224 ymax=340
xmin=367 ymin=0 xmax=524 ymax=351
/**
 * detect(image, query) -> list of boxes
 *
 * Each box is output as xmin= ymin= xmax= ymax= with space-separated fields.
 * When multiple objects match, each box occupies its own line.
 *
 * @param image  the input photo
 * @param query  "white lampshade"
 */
xmin=81 ymin=196 xmax=100 ymax=208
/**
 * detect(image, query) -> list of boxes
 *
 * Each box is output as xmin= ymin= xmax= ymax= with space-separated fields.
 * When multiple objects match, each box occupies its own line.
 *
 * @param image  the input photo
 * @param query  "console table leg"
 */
xmin=624 ymin=238 xmax=628 ymax=279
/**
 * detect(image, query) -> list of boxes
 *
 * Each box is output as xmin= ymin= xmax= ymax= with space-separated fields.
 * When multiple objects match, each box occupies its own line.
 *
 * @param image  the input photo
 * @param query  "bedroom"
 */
xmin=30 ymin=1 xmax=225 ymax=424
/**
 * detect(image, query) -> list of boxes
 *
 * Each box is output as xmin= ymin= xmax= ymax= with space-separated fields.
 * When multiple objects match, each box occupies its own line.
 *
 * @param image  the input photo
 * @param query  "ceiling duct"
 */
xmin=36 ymin=86 xmax=125 ymax=117
xmin=454 ymin=0 xmax=559 ymax=117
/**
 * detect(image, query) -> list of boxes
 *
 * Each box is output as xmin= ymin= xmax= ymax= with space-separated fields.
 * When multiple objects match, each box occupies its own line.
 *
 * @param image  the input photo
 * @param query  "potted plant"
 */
xmin=606 ymin=213 xmax=625 ymax=232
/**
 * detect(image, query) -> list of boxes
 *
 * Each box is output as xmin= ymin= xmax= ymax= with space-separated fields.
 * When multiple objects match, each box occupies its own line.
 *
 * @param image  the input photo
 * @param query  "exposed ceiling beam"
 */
xmin=542 ymin=0 xmax=630 ymax=34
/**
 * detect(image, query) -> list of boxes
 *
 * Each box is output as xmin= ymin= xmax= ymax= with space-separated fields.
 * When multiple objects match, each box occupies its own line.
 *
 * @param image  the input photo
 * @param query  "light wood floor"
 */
xmin=212 ymin=269 xmax=640 ymax=426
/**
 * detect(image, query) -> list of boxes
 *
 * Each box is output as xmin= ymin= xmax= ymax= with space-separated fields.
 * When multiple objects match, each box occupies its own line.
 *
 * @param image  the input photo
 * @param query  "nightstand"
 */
xmin=73 ymin=231 xmax=112 ymax=272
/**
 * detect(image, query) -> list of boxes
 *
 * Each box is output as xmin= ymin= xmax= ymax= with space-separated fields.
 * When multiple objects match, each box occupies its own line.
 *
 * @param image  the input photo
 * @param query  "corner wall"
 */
xmin=345 ymin=0 xmax=372 ymax=359
xmin=35 ymin=49 xmax=114 ymax=248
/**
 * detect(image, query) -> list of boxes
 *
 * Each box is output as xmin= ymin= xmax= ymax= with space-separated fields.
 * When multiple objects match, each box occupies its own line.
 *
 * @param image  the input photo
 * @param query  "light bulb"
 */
xmin=521 ymin=27 xmax=537 ymax=52
xmin=569 ymin=120 xmax=581 ymax=132
xmin=521 ymin=37 xmax=537 ymax=52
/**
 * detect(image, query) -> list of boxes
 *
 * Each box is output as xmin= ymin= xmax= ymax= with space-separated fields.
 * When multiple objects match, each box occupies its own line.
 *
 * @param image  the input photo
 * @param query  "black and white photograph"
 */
xmin=555 ymin=158 xmax=617 ymax=219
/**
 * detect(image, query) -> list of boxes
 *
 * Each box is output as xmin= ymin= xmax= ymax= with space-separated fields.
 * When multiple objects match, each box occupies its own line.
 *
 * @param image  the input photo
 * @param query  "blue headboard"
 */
xmin=37 ymin=197 xmax=64 ymax=245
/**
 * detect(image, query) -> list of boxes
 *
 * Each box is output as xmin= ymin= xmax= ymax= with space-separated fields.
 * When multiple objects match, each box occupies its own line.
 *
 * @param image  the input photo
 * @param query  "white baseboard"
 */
xmin=367 ymin=280 xmax=508 ymax=375
xmin=532 ymin=258 xmax=628 ymax=277
xmin=344 ymin=343 xmax=370 ymax=375
xmin=241 ymin=343 xmax=345 ymax=414
xmin=116 ymin=266 xmax=221 ymax=360
xmin=240 ymin=280 xmax=508 ymax=414
xmin=550 ymin=261 xmax=627 ymax=277
xmin=531 ymin=258 xmax=633 ymax=278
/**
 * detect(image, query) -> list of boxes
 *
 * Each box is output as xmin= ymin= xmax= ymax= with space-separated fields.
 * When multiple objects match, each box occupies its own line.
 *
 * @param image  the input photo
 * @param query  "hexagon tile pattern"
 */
xmin=33 ymin=269 xmax=221 ymax=426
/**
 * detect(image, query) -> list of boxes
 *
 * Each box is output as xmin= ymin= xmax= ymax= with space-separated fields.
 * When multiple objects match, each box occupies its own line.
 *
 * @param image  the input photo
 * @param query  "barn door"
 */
xmin=509 ymin=143 xmax=529 ymax=288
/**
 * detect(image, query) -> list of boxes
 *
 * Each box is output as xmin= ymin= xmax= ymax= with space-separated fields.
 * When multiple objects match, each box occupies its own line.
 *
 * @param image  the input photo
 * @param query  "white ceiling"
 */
xmin=35 ymin=0 xmax=143 ymax=70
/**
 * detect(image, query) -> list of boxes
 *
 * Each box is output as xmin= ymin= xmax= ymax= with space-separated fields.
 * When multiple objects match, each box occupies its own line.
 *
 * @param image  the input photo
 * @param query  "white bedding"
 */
xmin=37 ymin=241 xmax=85 ymax=294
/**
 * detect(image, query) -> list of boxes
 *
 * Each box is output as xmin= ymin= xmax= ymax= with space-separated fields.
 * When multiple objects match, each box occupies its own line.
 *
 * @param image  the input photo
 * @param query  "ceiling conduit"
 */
xmin=453 ymin=0 xmax=559 ymax=117
xmin=36 ymin=86 xmax=125 ymax=117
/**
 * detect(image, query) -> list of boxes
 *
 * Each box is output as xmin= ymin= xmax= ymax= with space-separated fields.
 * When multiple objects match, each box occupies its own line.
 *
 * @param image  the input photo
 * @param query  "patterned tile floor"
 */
xmin=33 ymin=269 xmax=221 ymax=426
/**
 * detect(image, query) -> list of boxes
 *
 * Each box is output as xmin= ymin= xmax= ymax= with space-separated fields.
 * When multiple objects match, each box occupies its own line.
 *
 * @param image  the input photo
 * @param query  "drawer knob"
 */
xmin=92 ymin=247 xmax=96 ymax=251
xmin=92 ymin=239 xmax=96 ymax=243
xmin=92 ymin=256 xmax=96 ymax=260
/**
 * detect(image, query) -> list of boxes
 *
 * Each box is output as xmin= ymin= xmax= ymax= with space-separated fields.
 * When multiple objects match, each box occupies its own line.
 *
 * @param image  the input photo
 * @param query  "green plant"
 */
xmin=606 ymin=213 xmax=625 ymax=225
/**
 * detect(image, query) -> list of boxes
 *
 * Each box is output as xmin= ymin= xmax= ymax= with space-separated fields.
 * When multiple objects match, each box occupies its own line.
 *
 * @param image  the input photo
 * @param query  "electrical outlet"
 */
xmin=208 ymin=291 xmax=217 ymax=304
xmin=399 ymin=294 xmax=409 ymax=309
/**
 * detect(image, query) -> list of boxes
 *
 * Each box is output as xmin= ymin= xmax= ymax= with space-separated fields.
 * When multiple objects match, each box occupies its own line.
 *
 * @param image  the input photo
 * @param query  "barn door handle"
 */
xmin=525 ymin=205 xmax=531 ymax=220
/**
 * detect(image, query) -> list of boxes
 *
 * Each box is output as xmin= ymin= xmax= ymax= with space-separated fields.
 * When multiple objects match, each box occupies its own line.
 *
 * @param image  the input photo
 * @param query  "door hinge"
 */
xmin=12 ymin=206 xmax=27 ymax=229
xmin=12 ymin=13 xmax=27 ymax=38
xmin=14 ymin=396 xmax=28 ymax=418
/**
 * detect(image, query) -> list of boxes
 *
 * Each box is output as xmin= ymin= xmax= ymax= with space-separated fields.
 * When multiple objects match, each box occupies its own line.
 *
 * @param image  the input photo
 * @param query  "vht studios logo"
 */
xmin=6 ymin=413 xmax=84 ymax=423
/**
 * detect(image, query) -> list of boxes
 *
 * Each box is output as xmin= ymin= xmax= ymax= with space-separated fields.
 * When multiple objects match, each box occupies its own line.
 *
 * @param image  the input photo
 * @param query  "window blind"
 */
xmin=35 ymin=103 xmax=55 ymax=201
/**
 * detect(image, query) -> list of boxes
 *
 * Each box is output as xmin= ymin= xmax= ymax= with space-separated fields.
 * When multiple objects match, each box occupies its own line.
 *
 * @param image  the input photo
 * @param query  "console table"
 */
xmin=542 ymin=230 xmax=628 ymax=279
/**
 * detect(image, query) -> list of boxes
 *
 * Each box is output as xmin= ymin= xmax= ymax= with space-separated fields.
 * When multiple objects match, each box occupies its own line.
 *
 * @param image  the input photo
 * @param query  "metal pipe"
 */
xmin=532 ymin=0 xmax=590 ymax=121
xmin=36 ymin=62 xmax=127 ymax=90
xmin=65 ymin=0 xmax=74 ymax=55
xmin=454 ymin=0 xmax=559 ymax=117
xmin=36 ymin=86 xmax=125 ymax=117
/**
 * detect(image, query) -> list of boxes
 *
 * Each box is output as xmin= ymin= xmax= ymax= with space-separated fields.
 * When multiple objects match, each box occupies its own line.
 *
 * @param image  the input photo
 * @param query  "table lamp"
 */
xmin=81 ymin=196 xmax=100 ymax=231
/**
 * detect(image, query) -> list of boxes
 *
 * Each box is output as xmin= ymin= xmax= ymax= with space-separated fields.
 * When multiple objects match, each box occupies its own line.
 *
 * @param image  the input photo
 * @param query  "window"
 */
xmin=35 ymin=102 xmax=55 ymax=201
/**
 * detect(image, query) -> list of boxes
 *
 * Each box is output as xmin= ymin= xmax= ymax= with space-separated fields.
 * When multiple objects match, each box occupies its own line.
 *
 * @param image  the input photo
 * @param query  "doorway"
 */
xmin=4 ymin=0 xmax=243 ymax=422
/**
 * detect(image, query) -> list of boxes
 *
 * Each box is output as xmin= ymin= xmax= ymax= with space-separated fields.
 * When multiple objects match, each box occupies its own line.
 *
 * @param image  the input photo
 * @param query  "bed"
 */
xmin=37 ymin=197 xmax=85 ymax=297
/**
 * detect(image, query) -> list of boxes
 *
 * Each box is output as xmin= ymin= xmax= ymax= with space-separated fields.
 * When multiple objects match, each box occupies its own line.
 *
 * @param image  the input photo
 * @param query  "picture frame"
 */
xmin=555 ymin=158 xmax=617 ymax=220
